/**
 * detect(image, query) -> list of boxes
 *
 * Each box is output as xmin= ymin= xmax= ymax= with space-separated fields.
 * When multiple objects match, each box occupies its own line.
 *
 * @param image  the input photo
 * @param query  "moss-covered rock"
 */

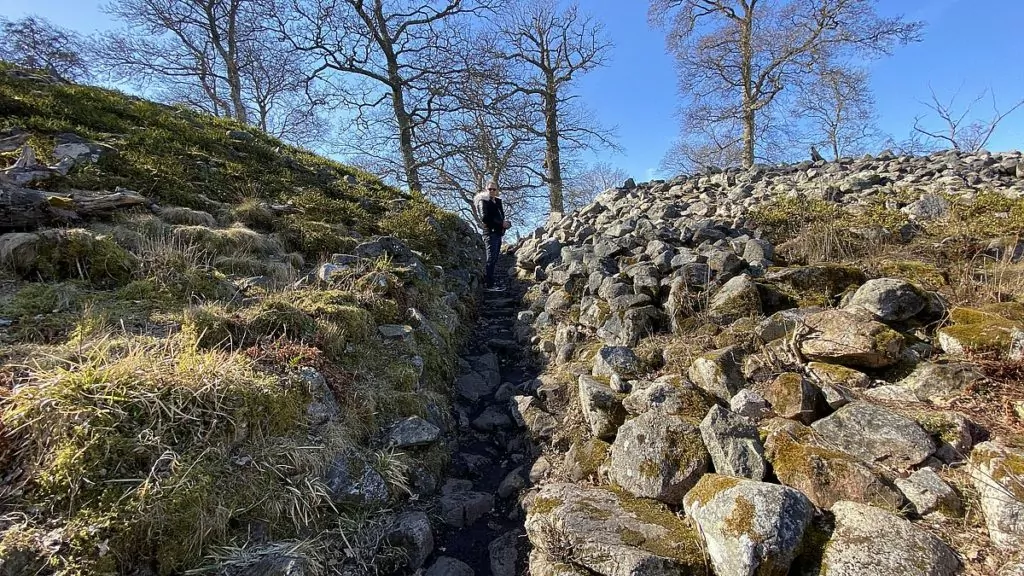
xmin=524 ymin=483 xmax=708 ymax=576
xmin=938 ymin=304 xmax=1024 ymax=359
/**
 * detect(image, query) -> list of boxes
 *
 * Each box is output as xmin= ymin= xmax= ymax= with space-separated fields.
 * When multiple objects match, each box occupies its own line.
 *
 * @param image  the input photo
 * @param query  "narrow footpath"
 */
xmin=426 ymin=251 xmax=538 ymax=575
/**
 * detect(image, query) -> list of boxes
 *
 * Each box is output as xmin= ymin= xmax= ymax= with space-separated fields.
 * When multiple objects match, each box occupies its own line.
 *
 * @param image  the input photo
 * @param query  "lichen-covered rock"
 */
xmin=938 ymin=304 xmax=1024 ymax=360
xmin=699 ymin=405 xmax=767 ymax=481
xmin=970 ymin=441 xmax=1024 ymax=549
xmin=763 ymin=372 xmax=824 ymax=424
xmin=424 ymin=556 xmax=474 ymax=576
xmin=811 ymin=402 xmax=935 ymax=469
xmin=325 ymin=453 xmax=389 ymax=506
xmin=755 ymin=307 xmax=823 ymax=342
xmin=593 ymin=345 xmax=643 ymax=380
xmin=578 ymin=375 xmax=627 ymax=440
xmin=730 ymin=389 xmax=771 ymax=420
xmin=820 ymin=501 xmax=961 ymax=575
xmin=387 ymin=416 xmax=441 ymax=448
xmin=899 ymin=361 xmax=986 ymax=403
xmin=688 ymin=345 xmax=748 ymax=402
xmin=798 ymin=309 xmax=905 ymax=368
xmin=622 ymin=377 xmax=715 ymax=420
xmin=528 ymin=550 xmax=589 ymax=576
xmin=510 ymin=395 xmax=558 ymax=439
xmin=763 ymin=265 xmax=865 ymax=298
xmin=708 ymin=274 xmax=762 ymax=325
xmin=805 ymin=362 xmax=871 ymax=389
xmin=847 ymin=278 xmax=927 ymax=322
xmin=764 ymin=422 xmax=903 ymax=510
xmin=386 ymin=511 xmax=434 ymax=570
xmin=524 ymin=483 xmax=708 ymax=576
xmin=683 ymin=474 xmax=813 ymax=576
xmin=895 ymin=468 xmax=963 ymax=518
xmin=607 ymin=411 xmax=710 ymax=505
xmin=564 ymin=438 xmax=611 ymax=481
xmin=915 ymin=410 xmax=976 ymax=463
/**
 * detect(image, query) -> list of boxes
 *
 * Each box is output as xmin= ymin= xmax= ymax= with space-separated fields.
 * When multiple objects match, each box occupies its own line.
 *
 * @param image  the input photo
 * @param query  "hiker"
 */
xmin=474 ymin=179 xmax=510 ymax=291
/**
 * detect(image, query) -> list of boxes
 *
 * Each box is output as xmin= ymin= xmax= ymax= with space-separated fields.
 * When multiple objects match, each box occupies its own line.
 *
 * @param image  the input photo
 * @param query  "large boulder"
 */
xmin=811 ymin=402 xmax=935 ymax=469
xmin=578 ymin=375 xmax=627 ymax=440
xmin=764 ymin=422 xmax=903 ymax=510
xmin=387 ymin=416 xmax=441 ymax=448
xmin=622 ymin=377 xmax=715 ymax=420
xmin=708 ymin=274 xmax=762 ymax=325
xmin=385 ymin=512 xmax=434 ymax=570
xmin=683 ymin=475 xmax=813 ymax=576
xmin=524 ymin=483 xmax=708 ymax=576
xmin=937 ymin=304 xmax=1024 ymax=360
xmin=899 ymin=361 xmax=986 ymax=403
xmin=699 ymin=405 xmax=767 ymax=481
xmin=895 ymin=468 xmax=963 ymax=518
xmin=970 ymin=441 xmax=1024 ymax=549
xmin=798 ymin=309 xmax=905 ymax=368
xmin=820 ymin=501 xmax=961 ymax=575
xmin=847 ymin=278 xmax=927 ymax=322
xmin=607 ymin=411 xmax=710 ymax=505
xmin=688 ymin=345 xmax=748 ymax=402
xmin=593 ymin=345 xmax=643 ymax=380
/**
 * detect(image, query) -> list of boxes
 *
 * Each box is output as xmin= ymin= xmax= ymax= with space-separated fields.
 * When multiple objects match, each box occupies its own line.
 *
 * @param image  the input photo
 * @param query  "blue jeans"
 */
xmin=484 ymin=231 xmax=502 ymax=286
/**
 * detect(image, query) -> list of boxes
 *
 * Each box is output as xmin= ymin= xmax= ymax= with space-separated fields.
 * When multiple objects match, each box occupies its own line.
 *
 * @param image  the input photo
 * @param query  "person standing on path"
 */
xmin=474 ymin=179 xmax=510 ymax=291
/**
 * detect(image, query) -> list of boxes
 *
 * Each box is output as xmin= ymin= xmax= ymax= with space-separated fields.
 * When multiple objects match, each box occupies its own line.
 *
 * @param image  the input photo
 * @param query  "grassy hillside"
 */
xmin=0 ymin=66 xmax=480 ymax=575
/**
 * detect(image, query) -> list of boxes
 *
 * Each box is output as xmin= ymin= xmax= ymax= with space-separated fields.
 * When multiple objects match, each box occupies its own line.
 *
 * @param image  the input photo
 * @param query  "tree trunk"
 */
xmin=740 ymin=7 xmax=755 ymax=169
xmin=391 ymin=87 xmax=421 ymax=193
xmin=0 ymin=183 xmax=52 ymax=232
xmin=544 ymin=77 xmax=564 ymax=215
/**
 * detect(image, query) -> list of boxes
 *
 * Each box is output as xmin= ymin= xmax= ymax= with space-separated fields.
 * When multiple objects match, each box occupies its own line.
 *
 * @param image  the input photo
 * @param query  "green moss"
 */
xmin=683 ymin=474 xmax=741 ymax=508
xmin=940 ymin=305 xmax=1023 ymax=356
xmin=874 ymin=260 xmax=948 ymax=288
xmin=610 ymin=487 xmax=706 ymax=565
xmin=532 ymin=496 xmax=564 ymax=515
xmin=32 ymin=229 xmax=139 ymax=287
xmin=639 ymin=458 xmax=663 ymax=479
xmin=577 ymin=502 xmax=613 ymax=521
xmin=722 ymin=495 xmax=757 ymax=537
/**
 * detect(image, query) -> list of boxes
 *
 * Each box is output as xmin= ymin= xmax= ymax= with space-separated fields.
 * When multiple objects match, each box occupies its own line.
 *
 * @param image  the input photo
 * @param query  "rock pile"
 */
xmin=508 ymin=150 xmax=1024 ymax=575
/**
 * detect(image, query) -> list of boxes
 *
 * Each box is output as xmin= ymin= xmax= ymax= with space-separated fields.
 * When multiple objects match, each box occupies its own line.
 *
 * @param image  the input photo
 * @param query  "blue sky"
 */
xmin=2 ymin=0 xmax=1022 ymax=181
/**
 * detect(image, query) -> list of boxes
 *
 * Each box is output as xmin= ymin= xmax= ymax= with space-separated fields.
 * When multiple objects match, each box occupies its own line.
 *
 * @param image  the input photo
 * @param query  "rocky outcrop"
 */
xmin=509 ymin=150 xmax=1024 ymax=576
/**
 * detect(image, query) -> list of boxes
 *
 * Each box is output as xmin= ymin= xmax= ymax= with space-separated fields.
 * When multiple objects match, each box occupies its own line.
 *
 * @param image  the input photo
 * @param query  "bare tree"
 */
xmin=795 ymin=65 xmax=880 ymax=160
xmin=498 ymin=0 xmax=617 ymax=216
xmin=0 ymin=15 xmax=91 ymax=82
xmin=649 ymin=0 xmax=922 ymax=168
xmin=96 ymin=0 xmax=325 ymax=144
xmin=912 ymin=85 xmax=1024 ymax=153
xmin=563 ymin=161 xmax=629 ymax=212
xmin=273 ymin=0 xmax=496 ymax=193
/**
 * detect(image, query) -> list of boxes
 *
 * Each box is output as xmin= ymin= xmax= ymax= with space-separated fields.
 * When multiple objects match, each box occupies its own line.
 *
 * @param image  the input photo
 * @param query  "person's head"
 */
xmin=486 ymin=179 xmax=499 ymax=198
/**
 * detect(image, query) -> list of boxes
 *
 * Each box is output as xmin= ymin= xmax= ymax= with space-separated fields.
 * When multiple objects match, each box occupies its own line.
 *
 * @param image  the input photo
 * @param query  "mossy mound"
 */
xmin=937 ymin=305 xmax=1024 ymax=358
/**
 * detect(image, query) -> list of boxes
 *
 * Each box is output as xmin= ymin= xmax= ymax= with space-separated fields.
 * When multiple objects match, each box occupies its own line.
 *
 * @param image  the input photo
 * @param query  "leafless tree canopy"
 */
xmin=0 ymin=15 xmax=91 ymax=82
xmin=564 ymin=161 xmax=629 ymax=212
xmin=912 ymin=86 xmax=1024 ymax=153
xmin=496 ymin=0 xmax=618 ymax=215
xmin=96 ymin=0 xmax=326 ymax=145
xmin=650 ymin=0 xmax=922 ymax=170
xmin=794 ymin=65 xmax=880 ymax=160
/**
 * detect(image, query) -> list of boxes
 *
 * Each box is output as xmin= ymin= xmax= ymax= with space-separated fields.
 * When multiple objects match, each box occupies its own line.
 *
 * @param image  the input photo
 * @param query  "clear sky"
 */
xmin=2 ymin=0 xmax=1022 ymax=182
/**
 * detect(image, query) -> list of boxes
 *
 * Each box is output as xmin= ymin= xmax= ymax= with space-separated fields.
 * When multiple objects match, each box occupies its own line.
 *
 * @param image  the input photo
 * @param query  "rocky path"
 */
xmin=424 ymin=252 xmax=537 ymax=576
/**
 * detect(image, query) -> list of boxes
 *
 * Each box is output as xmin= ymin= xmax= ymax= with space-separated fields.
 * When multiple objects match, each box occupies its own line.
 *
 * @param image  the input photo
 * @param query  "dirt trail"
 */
xmin=428 ymin=252 xmax=538 ymax=575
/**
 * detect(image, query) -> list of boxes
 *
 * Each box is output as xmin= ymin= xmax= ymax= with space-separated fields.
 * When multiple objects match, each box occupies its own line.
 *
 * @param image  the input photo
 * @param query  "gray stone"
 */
xmin=798 ymin=309 xmax=904 ymax=369
xmin=578 ymin=375 xmax=627 ymax=440
xmin=900 ymin=361 xmax=986 ymax=403
xmin=510 ymin=395 xmax=558 ymax=438
xmin=387 ymin=416 xmax=441 ymax=448
xmin=699 ymin=405 xmax=767 ymax=480
xmin=848 ymin=278 xmax=927 ymax=322
xmin=386 ymin=511 xmax=434 ymax=570
xmin=821 ymin=501 xmax=961 ymax=576
xmin=708 ymin=274 xmax=762 ymax=325
xmin=903 ymin=193 xmax=950 ymax=221
xmin=863 ymin=384 xmax=920 ymax=403
xmin=811 ymin=402 xmax=935 ymax=469
xmin=498 ymin=467 xmax=528 ymax=499
xmin=607 ymin=410 xmax=710 ymax=504
xmin=683 ymin=475 xmax=813 ymax=576
xmin=689 ymin=345 xmax=748 ymax=402
xmin=895 ymin=468 xmax=963 ymax=517
xmin=525 ymin=483 xmax=707 ymax=576
xmin=424 ymin=557 xmax=474 ymax=576
xmin=324 ymin=453 xmax=389 ymax=506
xmin=240 ymin=554 xmax=310 ymax=576
xmin=593 ymin=345 xmax=643 ymax=379
xmin=622 ymin=377 xmax=714 ymax=419
xmin=440 ymin=491 xmax=494 ymax=528
xmin=472 ymin=406 xmax=512 ymax=431
xmin=488 ymin=531 xmax=519 ymax=576
xmin=455 ymin=368 xmax=500 ymax=402
xmin=730 ymin=389 xmax=771 ymax=420
xmin=970 ymin=441 xmax=1024 ymax=549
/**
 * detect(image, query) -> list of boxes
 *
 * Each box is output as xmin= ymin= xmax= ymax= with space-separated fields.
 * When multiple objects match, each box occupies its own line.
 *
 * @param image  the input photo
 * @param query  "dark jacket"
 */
xmin=478 ymin=194 xmax=506 ymax=234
